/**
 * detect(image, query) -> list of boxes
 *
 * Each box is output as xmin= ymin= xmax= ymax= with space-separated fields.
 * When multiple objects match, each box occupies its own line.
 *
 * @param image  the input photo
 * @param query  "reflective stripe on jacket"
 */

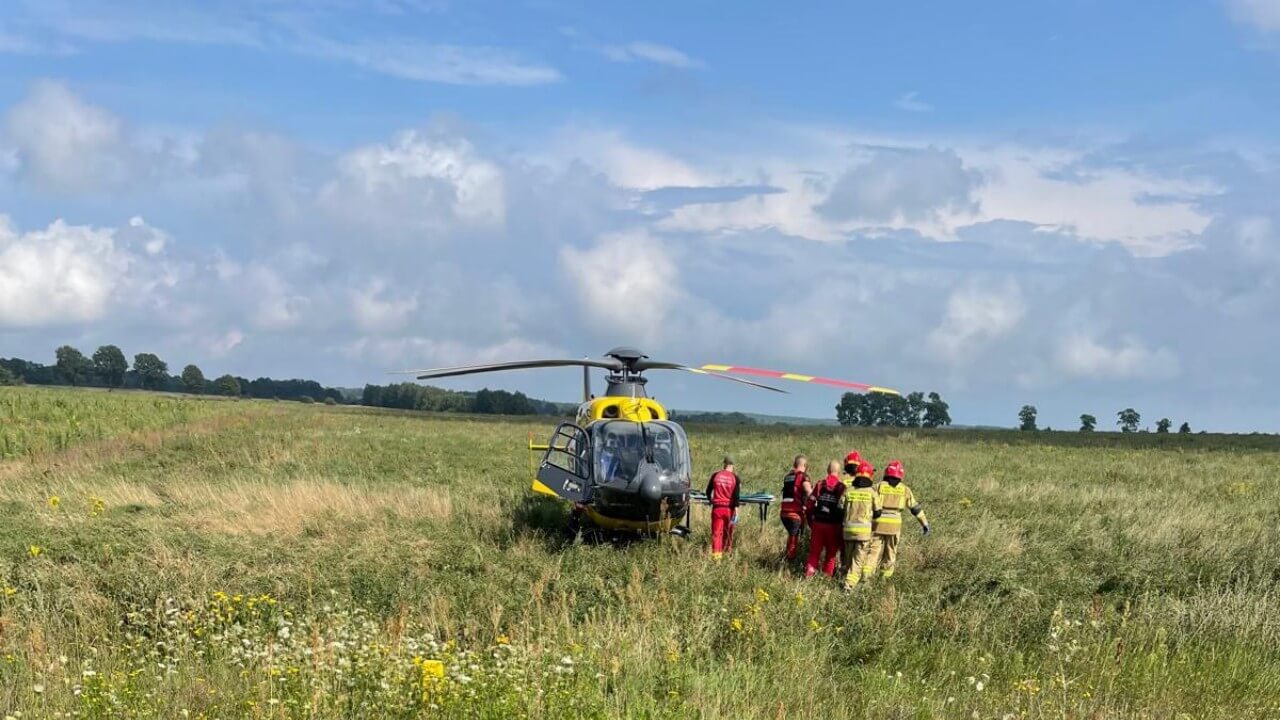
xmin=842 ymin=481 xmax=880 ymax=540
xmin=872 ymin=480 xmax=923 ymax=536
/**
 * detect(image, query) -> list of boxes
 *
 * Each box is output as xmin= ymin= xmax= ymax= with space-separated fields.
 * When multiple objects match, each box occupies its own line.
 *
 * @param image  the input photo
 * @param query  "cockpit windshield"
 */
xmin=592 ymin=421 xmax=689 ymax=483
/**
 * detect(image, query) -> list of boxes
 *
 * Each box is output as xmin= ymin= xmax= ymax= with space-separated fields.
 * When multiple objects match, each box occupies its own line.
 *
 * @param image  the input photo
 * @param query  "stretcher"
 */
xmin=688 ymin=491 xmax=776 ymax=525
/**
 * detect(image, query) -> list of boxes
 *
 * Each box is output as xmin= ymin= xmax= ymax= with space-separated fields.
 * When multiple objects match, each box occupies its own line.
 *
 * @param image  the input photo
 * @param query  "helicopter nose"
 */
xmin=637 ymin=468 xmax=663 ymax=502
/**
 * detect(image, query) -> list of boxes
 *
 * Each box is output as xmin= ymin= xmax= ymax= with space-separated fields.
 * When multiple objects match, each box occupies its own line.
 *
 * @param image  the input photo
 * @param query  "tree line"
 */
xmin=359 ymin=382 xmax=565 ymax=416
xmin=1 ymin=345 xmax=346 ymax=403
xmin=1018 ymin=406 xmax=1194 ymax=434
xmin=835 ymin=391 xmax=952 ymax=428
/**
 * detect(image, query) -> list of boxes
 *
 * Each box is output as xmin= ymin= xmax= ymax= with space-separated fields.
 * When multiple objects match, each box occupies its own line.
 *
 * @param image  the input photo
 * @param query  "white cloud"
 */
xmin=320 ymin=126 xmax=506 ymax=236
xmin=1226 ymin=0 xmax=1280 ymax=32
xmin=339 ymin=336 xmax=564 ymax=369
xmin=0 ymin=215 xmax=169 ymax=327
xmin=559 ymin=231 xmax=679 ymax=346
xmin=351 ymin=279 xmax=419 ymax=333
xmin=967 ymin=146 xmax=1216 ymax=256
xmin=210 ymin=329 xmax=245 ymax=355
xmin=601 ymin=41 xmax=703 ymax=69
xmin=246 ymin=267 xmax=308 ymax=330
xmin=816 ymin=146 xmax=981 ymax=225
xmin=5 ymin=2 xmax=560 ymax=86
xmin=894 ymin=91 xmax=933 ymax=112
xmin=1055 ymin=334 xmax=1180 ymax=380
xmin=928 ymin=283 xmax=1025 ymax=363
xmin=3 ymin=80 xmax=130 ymax=192
xmin=293 ymin=37 xmax=562 ymax=86
xmin=559 ymin=130 xmax=707 ymax=190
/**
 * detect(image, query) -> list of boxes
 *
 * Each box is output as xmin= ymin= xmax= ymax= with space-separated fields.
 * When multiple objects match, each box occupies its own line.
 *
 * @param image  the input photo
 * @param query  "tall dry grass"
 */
xmin=1 ymin=386 xmax=1279 ymax=718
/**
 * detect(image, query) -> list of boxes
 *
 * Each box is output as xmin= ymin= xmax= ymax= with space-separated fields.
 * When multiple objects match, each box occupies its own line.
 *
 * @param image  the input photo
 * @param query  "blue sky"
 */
xmin=2 ymin=0 xmax=1279 ymax=431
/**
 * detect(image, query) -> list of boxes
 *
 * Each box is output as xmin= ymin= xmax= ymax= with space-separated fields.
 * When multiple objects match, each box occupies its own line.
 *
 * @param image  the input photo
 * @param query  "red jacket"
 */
xmin=706 ymin=470 xmax=741 ymax=509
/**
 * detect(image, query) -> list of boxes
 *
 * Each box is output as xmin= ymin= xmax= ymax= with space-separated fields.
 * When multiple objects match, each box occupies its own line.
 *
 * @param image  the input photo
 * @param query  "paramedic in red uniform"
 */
xmin=779 ymin=455 xmax=812 ymax=561
xmin=706 ymin=456 xmax=741 ymax=558
xmin=804 ymin=460 xmax=846 ymax=577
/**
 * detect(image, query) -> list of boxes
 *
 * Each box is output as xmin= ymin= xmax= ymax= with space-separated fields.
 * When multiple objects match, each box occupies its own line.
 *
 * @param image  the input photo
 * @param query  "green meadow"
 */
xmin=2 ymin=385 xmax=1279 ymax=719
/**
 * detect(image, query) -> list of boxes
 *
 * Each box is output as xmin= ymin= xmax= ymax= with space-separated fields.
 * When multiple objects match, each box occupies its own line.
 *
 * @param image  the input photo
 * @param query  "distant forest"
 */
xmin=0 ymin=345 xmax=564 ymax=417
xmin=3 ymin=345 xmax=940 ymax=425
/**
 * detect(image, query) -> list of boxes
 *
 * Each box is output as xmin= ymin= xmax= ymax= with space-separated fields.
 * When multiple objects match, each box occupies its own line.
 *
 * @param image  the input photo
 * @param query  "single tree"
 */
xmin=1178 ymin=421 xmax=1191 ymax=434
xmin=180 ymin=364 xmax=206 ymax=394
xmin=835 ymin=392 xmax=864 ymax=426
xmin=904 ymin=391 xmax=927 ymax=428
xmin=1018 ymin=405 xmax=1038 ymax=431
xmin=55 ymin=345 xmax=92 ymax=386
xmin=1117 ymin=408 xmax=1141 ymax=433
xmin=922 ymin=392 xmax=952 ymax=428
xmin=133 ymin=353 xmax=169 ymax=390
xmin=1079 ymin=414 xmax=1097 ymax=432
xmin=91 ymin=345 xmax=128 ymax=388
xmin=1156 ymin=418 xmax=1172 ymax=434
xmin=214 ymin=374 xmax=241 ymax=397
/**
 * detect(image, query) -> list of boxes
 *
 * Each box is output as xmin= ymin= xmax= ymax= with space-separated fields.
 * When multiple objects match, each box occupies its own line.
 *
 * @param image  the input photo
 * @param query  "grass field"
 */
xmin=2 ymin=385 xmax=1279 ymax=719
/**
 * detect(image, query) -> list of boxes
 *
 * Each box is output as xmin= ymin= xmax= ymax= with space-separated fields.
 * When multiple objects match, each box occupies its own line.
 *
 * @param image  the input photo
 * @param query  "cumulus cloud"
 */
xmin=815 ymin=146 xmax=982 ymax=225
xmin=559 ymin=232 xmax=680 ymax=346
xmin=3 ymin=81 xmax=131 ymax=192
xmin=558 ymin=130 xmax=707 ymax=190
xmin=319 ymin=126 xmax=505 ymax=239
xmin=3 ymin=80 xmax=1279 ymax=428
xmin=928 ymin=282 xmax=1025 ymax=363
xmin=970 ymin=147 xmax=1215 ymax=256
xmin=1055 ymin=334 xmax=1180 ymax=380
xmin=0 ymin=215 xmax=171 ymax=327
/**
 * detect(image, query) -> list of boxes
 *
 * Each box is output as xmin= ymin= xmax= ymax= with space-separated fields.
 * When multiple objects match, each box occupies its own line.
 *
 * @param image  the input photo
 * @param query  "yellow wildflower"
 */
xmin=754 ymin=587 xmax=770 ymax=604
xmin=27 ymin=545 xmax=42 ymax=558
xmin=794 ymin=591 xmax=806 ymax=607
xmin=729 ymin=617 xmax=744 ymax=633
xmin=47 ymin=496 xmax=61 ymax=509
xmin=808 ymin=619 xmax=822 ymax=632
xmin=665 ymin=649 xmax=679 ymax=664
xmin=959 ymin=497 xmax=973 ymax=508
xmin=418 ymin=659 xmax=445 ymax=682
xmin=495 ymin=634 xmax=510 ymax=645
xmin=2 ymin=586 xmax=15 ymax=599
xmin=89 ymin=497 xmax=105 ymax=518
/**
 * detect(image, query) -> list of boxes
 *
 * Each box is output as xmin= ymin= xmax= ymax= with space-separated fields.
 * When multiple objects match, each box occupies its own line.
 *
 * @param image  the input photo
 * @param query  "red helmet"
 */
xmin=844 ymin=450 xmax=862 ymax=465
xmin=885 ymin=460 xmax=905 ymax=479
xmin=856 ymin=461 xmax=875 ymax=478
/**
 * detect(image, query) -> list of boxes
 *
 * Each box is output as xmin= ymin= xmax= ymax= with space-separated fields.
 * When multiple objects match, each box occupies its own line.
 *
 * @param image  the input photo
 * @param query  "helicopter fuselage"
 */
xmin=531 ymin=394 xmax=692 ymax=534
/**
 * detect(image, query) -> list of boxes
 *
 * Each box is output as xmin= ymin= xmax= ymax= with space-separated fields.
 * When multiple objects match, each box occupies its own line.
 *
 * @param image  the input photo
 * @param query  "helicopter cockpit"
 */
xmin=592 ymin=420 xmax=691 ymax=487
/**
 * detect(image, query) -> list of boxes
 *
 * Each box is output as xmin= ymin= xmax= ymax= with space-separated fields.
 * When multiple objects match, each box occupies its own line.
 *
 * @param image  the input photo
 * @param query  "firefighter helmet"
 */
xmin=885 ymin=460 xmax=904 ymax=479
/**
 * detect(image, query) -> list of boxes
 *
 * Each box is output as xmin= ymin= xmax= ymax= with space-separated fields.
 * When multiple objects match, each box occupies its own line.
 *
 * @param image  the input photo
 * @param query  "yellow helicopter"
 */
xmin=407 ymin=347 xmax=897 ymax=539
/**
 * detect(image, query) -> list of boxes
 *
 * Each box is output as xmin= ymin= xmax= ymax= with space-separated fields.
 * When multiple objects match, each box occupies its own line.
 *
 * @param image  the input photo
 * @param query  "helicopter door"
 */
xmin=536 ymin=423 xmax=592 ymax=503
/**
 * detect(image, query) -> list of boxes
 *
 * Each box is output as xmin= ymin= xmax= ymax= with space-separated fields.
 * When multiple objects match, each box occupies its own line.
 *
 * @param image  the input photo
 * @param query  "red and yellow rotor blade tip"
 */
xmin=699 ymin=365 xmax=899 ymax=395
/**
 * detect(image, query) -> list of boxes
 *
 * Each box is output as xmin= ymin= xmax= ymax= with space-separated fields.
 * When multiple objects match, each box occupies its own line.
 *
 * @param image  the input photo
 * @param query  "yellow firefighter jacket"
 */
xmin=872 ymin=479 xmax=927 ymax=536
xmin=842 ymin=478 xmax=880 ymax=540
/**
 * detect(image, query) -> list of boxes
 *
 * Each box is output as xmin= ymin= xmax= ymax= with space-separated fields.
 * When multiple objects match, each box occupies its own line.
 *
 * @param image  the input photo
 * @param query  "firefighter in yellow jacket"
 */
xmin=866 ymin=460 xmax=929 ymax=579
xmin=841 ymin=460 xmax=881 ymax=590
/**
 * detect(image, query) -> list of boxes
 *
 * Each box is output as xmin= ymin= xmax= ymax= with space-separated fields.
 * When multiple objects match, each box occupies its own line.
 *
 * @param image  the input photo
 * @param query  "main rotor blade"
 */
xmin=699 ymin=364 xmax=899 ymax=396
xmin=634 ymin=360 xmax=787 ymax=393
xmin=395 ymin=358 xmax=622 ymax=381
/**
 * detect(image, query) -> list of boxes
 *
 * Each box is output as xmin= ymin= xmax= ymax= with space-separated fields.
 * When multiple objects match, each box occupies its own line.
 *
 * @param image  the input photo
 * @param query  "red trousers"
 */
xmin=711 ymin=506 xmax=734 ymax=554
xmin=805 ymin=522 xmax=842 ymax=577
